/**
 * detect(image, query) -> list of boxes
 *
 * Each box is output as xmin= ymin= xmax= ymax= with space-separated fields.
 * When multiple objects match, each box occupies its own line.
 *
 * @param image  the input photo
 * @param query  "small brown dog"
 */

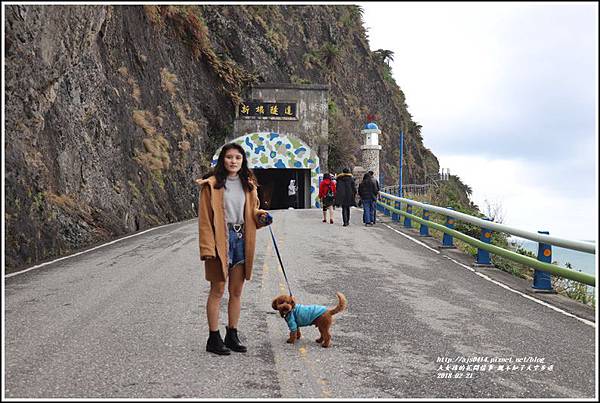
xmin=271 ymin=292 xmax=347 ymax=347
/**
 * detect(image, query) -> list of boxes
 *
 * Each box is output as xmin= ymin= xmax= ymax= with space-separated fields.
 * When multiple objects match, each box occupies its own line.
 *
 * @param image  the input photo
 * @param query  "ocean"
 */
xmin=510 ymin=238 xmax=597 ymax=278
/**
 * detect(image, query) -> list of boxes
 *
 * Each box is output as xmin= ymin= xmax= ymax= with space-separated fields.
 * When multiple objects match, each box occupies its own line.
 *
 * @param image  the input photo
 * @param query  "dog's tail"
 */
xmin=329 ymin=292 xmax=347 ymax=316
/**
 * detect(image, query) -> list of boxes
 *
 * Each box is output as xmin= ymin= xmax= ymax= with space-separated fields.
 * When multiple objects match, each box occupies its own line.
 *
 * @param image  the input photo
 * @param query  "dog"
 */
xmin=271 ymin=292 xmax=347 ymax=347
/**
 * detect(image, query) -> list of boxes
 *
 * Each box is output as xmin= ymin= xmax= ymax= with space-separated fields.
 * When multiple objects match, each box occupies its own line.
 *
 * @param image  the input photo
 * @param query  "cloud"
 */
xmin=363 ymin=3 xmax=597 ymax=159
xmin=438 ymin=153 xmax=597 ymax=241
xmin=363 ymin=3 xmax=598 ymax=241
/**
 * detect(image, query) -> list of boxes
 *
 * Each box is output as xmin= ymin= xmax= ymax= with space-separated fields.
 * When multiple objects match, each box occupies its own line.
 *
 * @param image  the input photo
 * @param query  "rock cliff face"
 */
xmin=5 ymin=5 xmax=441 ymax=270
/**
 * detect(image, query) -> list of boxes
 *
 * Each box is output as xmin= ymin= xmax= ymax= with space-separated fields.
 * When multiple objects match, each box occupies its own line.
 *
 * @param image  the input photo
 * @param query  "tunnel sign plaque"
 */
xmin=238 ymin=101 xmax=297 ymax=119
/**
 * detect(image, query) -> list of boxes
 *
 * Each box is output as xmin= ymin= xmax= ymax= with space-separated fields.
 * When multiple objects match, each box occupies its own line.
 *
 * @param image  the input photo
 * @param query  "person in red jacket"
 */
xmin=319 ymin=173 xmax=337 ymax=224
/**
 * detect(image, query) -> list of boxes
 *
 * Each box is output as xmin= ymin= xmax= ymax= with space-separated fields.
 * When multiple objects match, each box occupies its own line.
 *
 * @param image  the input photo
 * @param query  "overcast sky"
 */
xmin=362 ymin=2 xmax=598 ymax=242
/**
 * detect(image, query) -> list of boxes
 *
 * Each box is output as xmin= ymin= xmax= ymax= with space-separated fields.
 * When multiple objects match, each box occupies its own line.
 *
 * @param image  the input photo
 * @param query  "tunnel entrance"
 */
xmin=212 ymin=132 xmax=321 ymax=207
xmin=254 ymin=169 xmax=309 ymax=210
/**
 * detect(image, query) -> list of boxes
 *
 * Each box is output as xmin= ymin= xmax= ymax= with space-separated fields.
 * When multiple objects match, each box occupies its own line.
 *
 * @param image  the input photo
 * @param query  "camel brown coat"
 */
xmin=196 ymin=176 xmax=267 ymax=282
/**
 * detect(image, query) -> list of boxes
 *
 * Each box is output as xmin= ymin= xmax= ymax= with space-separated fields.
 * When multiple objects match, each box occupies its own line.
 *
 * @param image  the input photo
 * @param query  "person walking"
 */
xmin=330 ymin=174 xmax=337 ymax=210
xmin=196 ymin=142 xmax=272 ymax=355
xmin=335 ymin=168 xmax=357 ymax=226
xmin=287 ymin=179 xmax=297 ymax=209
xmin=319 ymin=173 xmax=336 ymax=224
xmin=358 ymin=172 xmax=377 ymax=226
xmin=368 ymin=170 xmax=380 ymax=224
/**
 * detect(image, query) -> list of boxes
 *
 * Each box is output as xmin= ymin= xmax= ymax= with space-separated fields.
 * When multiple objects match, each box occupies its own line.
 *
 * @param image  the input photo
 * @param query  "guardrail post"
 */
xmin=420 ymin=207 xmax=430 ymax=237
xmin=392 ymin=198 xmax=400 ymax=222
xmin=441 ymin=207 xmax=456 ymax=248
xmin=475 ymin=218 xmax=494 ymax=266
xmin=532 ymin=231 xmax=556 ymax=293
xmin=384 ymin=196 xmax=391 ymax=216
xmin=377 ymin=195 xmax=384 ymax=213
xmin=403 ymin=204 xmax=412 ymax=228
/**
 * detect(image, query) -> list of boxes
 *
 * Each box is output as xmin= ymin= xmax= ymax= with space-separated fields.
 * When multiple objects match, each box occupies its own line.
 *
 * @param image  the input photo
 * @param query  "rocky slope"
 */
xmin=5 ymin=5 xmax=444 ymax=270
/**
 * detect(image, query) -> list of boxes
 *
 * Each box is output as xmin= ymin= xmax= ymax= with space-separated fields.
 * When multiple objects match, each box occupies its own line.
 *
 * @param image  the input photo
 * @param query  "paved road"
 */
xmin=4 ymin=208 xmax=596 ymax=398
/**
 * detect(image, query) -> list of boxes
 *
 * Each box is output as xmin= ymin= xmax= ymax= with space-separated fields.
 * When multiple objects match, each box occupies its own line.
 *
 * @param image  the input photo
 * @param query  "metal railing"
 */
xmin=384 ymin=184 xmax=431 ymax=196
xmin=383 ymin=173 xmax=444 ymax=197
xmin=377 ymin=191 xmax=596 ymax=287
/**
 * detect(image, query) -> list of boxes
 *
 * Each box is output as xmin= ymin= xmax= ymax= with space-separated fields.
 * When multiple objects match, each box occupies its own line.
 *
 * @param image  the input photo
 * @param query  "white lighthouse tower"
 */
xmin=360 ymin=121 xmax=382 ymax=181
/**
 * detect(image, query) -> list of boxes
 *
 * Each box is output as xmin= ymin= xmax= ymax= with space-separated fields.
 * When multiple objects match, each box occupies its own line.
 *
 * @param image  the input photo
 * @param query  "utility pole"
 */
xmin=399 ymin=130 xmax=404 ymax=197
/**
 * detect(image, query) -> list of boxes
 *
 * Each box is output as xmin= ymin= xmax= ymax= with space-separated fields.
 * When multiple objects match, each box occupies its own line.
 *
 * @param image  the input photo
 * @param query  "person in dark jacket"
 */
xmin=368 ymin=170 xmax=380 ymax=223
xmin=358 ymin=172 xmax=378 ymax=226
xmin=335 ymin=168 xmax=357 ymax=226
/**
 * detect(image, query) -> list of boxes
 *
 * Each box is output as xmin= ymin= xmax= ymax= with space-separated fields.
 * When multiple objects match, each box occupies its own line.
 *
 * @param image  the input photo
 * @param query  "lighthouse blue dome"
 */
xmin=364 ymin=122 xmax=379 ymax=130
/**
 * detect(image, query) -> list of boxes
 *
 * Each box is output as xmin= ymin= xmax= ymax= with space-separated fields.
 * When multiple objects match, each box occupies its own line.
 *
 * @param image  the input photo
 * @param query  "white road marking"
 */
xmin=5 ymin=222 xmax=182 ymax=278
xmin=381 ymin=223 xmax=440 ymax=254
xmin=381 ymin=221 xmax=596 ymax=328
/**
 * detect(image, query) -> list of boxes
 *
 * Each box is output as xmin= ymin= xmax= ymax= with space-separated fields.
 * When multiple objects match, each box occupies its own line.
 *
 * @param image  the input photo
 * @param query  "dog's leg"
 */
xmin=319 ymin=318 xmax=333 ymax=347
xmin=286 ymin=331 xmax=297 ymax=344
xmin=296 ymin=329 xmax=301 ymax=339
xmin=321 ymin=329 xmax=332 ymax=348
xmin=314 ymin=314 xmax=331 ymax=344
xmin=315 ymin=326 xmax=324 ymax=343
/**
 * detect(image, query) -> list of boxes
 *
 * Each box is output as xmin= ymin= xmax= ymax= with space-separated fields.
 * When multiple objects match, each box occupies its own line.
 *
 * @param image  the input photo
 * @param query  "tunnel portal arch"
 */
xmin=211 ymin=132 xmax=321 ymax=208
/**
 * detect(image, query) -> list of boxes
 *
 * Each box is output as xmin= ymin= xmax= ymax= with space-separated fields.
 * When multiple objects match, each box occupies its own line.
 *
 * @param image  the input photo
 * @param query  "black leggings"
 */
xmin=342 ymin=205 xmax=351 ymax=224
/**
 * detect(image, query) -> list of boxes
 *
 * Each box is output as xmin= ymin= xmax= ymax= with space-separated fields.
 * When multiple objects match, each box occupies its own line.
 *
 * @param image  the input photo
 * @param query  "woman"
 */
xmin=319 ymin=173 xmax=336 ymax=224
xmin=335 ymin=168 xmax=357 ymax=226
xmin=196 ymin=143 xmax=272 ymax=355
xmin=358 ymin=172 xmax=377 ymax=226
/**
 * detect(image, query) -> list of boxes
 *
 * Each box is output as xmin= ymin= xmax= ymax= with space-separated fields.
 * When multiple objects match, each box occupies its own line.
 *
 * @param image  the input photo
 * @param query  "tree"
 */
xmin=319 ymin=43 xmax=340 ymax=68
xmin=483 ymin=198 xmax=505 ymax=223
xmin=373 ymin=49 xmax=395 ymax=66
xmin=409 ymin=121 xmax=423 ymax=142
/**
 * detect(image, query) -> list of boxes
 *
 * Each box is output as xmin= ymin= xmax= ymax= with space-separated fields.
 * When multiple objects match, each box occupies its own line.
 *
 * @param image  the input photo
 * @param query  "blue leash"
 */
xmin=268 ymin=225 xmax=293 ymax=297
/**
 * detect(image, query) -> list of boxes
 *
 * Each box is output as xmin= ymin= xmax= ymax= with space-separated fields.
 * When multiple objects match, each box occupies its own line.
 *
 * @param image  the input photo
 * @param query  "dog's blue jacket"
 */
xmin=285 ymin=304 xmax=327 ymax=332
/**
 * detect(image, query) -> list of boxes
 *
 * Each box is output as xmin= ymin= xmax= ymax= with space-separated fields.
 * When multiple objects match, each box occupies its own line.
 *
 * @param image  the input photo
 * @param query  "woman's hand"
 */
xmin=257 ymin=211 xmax=273 ymax=226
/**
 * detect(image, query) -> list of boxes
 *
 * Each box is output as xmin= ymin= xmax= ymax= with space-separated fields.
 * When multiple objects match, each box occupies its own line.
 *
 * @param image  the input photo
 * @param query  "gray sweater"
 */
xmin=225 ymin=175 xmax=245 ymax=224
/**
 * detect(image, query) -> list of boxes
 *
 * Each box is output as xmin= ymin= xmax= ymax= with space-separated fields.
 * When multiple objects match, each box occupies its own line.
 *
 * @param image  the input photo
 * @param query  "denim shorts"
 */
xmin=228 ymin=228 xmax=245 ymax=269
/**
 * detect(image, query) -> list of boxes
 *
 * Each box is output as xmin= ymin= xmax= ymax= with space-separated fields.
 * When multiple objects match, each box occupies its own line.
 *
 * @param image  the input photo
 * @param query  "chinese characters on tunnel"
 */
xmin=238 ymin=101 xmax=297 ymax=119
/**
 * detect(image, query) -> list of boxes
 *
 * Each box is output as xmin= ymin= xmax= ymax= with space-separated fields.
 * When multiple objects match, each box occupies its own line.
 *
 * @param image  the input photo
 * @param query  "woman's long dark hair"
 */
xmin=202 ymin=142 xmax=256 ymax=191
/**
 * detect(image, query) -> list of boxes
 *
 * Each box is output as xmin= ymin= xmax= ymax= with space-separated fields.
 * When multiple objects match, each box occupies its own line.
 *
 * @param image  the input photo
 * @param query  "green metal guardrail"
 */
xmin=377 ymin=198 xmax=596 ymax=287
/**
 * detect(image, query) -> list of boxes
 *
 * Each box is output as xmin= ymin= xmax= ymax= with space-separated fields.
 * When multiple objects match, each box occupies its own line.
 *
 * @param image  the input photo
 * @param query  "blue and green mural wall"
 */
xmin=211 ymin=132 xmax=321 ymax=208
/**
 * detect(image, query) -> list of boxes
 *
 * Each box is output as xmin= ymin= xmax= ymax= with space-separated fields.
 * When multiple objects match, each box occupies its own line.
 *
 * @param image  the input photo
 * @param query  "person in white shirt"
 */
xmin=288 ymin=179 xmax=297 ymax=209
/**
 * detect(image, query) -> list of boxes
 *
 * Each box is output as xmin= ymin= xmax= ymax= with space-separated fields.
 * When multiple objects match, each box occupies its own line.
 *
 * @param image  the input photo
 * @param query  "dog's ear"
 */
xmin=271 ymin=297 xmax=279 ymax=310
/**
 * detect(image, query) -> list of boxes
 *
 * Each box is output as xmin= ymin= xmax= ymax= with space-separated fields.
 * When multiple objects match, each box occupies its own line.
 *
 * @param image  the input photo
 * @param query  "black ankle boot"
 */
xmin=206 ymin=330 xmax=231 ymax=355
xmin=224 ymin=326 xmax=247 ymax=353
